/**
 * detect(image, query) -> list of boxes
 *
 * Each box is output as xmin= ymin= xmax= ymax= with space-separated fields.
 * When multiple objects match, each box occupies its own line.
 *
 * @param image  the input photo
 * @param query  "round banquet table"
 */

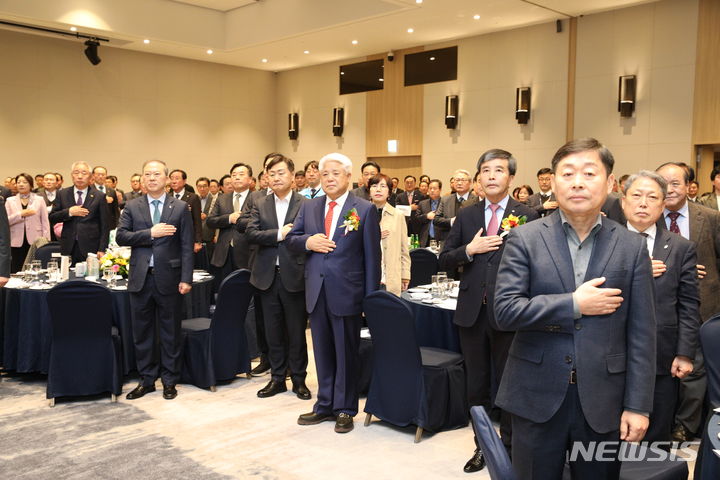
xmin=400 ymin=291 xmax=460 ymax=353
xmin=2 ymin=274 xmax=214 ymax=375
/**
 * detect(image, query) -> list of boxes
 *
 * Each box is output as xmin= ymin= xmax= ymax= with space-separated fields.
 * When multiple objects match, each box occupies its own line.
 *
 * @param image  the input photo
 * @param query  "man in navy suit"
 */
xmin=116 ymin=159 xmax=194 ymax=401
xmin=440 ymin=149 xmax=539 ymax=473
xmin=49 ymin=161 xmax=110 ymax=264
xmin=494 ymin=138 xmax=656 ymax=479
xmin=620 ymin=170 xmax=700 ymax=443
xmin=286 ymin=152 xmax=380 ymax=434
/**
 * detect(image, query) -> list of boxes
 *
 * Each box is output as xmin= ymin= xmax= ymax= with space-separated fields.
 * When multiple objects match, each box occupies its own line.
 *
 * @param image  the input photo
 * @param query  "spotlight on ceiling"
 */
xmin=84 ymin=39 xmax=101 ymax=65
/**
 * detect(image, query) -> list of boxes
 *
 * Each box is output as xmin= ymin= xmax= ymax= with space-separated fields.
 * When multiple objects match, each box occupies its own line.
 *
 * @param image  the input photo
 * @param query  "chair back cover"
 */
xmin=46 ymin=279 xmax=120 ymax=397
xmin=363 ymin=290 xmax=428 ymax=428
xmin=210 ymin=269 xmax=253 ymax=379
xmin=470 ymin=406 xmax=517 ymax=480
xmin=409 ymin=248 xmax=438 ymax=288
xmin=34 ymin=241 xmax=61 ymax=267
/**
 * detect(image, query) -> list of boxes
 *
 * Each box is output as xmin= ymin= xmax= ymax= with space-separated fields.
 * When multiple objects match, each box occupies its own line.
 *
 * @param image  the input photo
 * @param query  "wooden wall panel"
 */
xmin=366 ymin=47 xmax=424 ymax=158
xmin=692 ymin=0 xmax=720 ymax=144
xmin=367 ymin=155 xmax=423 ymax=184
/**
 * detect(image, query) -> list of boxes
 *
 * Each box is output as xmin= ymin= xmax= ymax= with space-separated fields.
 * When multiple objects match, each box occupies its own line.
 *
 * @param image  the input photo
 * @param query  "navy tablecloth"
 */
xmin=2 ymin=276 xmax=213 ymax=375
xmin=400 ymin=292 xmax=460 ymax=353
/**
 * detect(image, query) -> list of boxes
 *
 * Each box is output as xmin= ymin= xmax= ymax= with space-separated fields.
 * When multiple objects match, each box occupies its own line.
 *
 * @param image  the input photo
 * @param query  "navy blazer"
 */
xmin=49 ymin=186 xmax=110 ymax=256
xmin=285 ymin=192 xmax=381 ymax=317
xmin=493 ymin=213 xmax=656 ymax=434
xmin=116 ymin=195 xmax=194 ymax=295
xmin=649 ymin=227 xmax=700 ymax=374
xmin=439 ymin=197 xmax=539 ymax=328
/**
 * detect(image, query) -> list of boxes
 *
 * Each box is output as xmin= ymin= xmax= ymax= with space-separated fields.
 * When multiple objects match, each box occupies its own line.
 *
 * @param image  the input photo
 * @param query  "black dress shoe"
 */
xmin=292 ymin=382 xmax=311 ymax=400
xmin=257 ymin=379 xmax=287 ymax=398
xmin=335 ymin=413 xmax=354 ymax=433
xmin=162 ymin=384 xmax=177 ymax=400
xmin=297 ymin=411 xmax=335 ymax=425
xmin=126 ymin=384 xmax=156 ymax=400
xmin=250 ymin=358 xmax=271 ymax=377
xmin=463 ymin=449 xmax=486 ymax=473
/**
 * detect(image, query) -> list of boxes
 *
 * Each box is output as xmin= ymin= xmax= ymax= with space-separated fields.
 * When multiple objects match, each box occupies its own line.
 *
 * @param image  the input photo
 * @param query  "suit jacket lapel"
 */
xmin=266 ymin=195 xmax=279 ymax=230
xmin=285 ymin=192 xmax=301 ymax=225
xmin=84 ymin=188 xmax=96 ymax=208
xmin=651 ymin=228 xmax=672 ymax=263
xmin=161 ymin=196 xmax=175 ymax=223
xmin=584 ymin=219 xmax=619 ymax=281
xmin=541 ymin=214 xmax=575 ymax=292
xmin=140 ymin=195 xmax=153 ymax=227
xmin=688 ymin=202 xmax=705 ymax=244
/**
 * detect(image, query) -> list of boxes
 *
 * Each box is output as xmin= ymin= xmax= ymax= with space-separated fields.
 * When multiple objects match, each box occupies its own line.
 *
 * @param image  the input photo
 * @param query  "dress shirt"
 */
xmin=173 ymin=188 xmax=185 ymax=200
xmin=274 ymin=191 xmax=292 ymax=243
xmin=663 ymin=201 xmax=690 ymax=240
xmin=627 ymin=223 xmax=657 ymax=257
xmin=429 ymin=198 xmax=439 ymax=238
xmin=300 ymin=186 xmax=325 ymax=199
xmin=325 ymin=190 xmax=349 ymax=238
xmin=232 ymin=190 xmax=249 ymax=214
xmin=715 ymin=194 xmax=720 ymax=210
xmin=484 ymin=195 xmax=510 ymax=235
xmin=560 ymin=210 xmax=603 ymax=319
xmin=456 ymin=192 xmax=469 ymax=203
xmin=539 ymin=190 xmax=553 ymax=200
xmin=73 ymin=187 xmax=88 ymax=205
xmin=45 ymin=190 xmax=56 ymax=202
xmin=147 ymin=193 xmax=167 ymax=267
xmin=200 ymin=195 xmax=208 ymax=212
xmin=94 ymin=184 xmax=106 ymax=193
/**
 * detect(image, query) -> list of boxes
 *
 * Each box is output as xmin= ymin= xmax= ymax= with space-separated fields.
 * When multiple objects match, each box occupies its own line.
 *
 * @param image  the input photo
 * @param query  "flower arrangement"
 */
xmin=100 ymin=247 xmax=131 ymax=277
xmin=340 ymin=208 xmax=361 ymax=235
xmin=500 ymin=214 xmax=527 ymax=238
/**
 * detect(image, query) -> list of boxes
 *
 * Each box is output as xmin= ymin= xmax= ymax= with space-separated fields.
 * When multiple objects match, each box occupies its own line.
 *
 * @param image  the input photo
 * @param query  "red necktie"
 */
xmin=487 ymin=204 xmax=500 ymax=236
xmin=667 ymin=211 xmax=681 ymax=235
xmin=325 ymin=201 xmax=337 ymax=237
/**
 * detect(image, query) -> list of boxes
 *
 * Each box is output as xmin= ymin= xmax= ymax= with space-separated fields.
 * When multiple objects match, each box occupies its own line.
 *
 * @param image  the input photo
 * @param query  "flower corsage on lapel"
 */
xmin=499 ymin=214 xmax=527 ymax=238
xmin=340 ymin=208 xmax=361 ymax=235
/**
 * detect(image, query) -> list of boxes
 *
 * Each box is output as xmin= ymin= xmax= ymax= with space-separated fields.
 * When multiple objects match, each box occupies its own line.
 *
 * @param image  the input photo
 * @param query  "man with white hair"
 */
xmin=286 ymin=152 xmax=381 ymax=434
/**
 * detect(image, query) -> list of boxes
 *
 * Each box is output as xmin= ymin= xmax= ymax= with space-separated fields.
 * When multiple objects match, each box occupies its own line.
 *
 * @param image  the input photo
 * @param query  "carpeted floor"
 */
xmin=0 ymin=332 xmax=483 ymax=480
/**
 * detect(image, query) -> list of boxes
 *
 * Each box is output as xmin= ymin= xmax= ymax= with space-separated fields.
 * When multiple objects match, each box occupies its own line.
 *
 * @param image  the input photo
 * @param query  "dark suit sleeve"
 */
xmin=49 ymin=190 xmax=70 ymax=224
xmin=180 ymin=205 xmax=194 ymax=284
xmin=98 ymin=194 xmax=110 ymax=252
xmin=285 ymin=203 xmax=311 ymax=254
xmin=675 ymin=242 xmax=700 ymax=361
xmin=0 ymin=197 xmax=10 ymax=277
xmin=116 ymin=205 xmax=152 ymax=247
xmin=494 ymin=229 xmax=576 ymax=332
xmin=432 ymin=198 xmax=452 ymax=230
xmin=438 ymin=209 xmax=471 ymax=271
xmin=189 ymin=194 xmax=202 ymax=243
xmin=235 ymin=193 xmax=255 ymax=234
xmin=361 ymin=204 xmax=381 ymax=296
xmin=246 ymin=204 xmax=280 ymax=246
xmin=206 ymin=197 xmax=230 ymax=229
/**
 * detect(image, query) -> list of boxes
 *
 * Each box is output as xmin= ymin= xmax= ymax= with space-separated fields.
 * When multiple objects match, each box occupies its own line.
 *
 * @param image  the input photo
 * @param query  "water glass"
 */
xmin=102 ymin=268 xmax=114 ymax=283
xmin=431 ymin=274 xmax=440 ymax=297
xmin=75 ymin=262 xmax=87 ymax=277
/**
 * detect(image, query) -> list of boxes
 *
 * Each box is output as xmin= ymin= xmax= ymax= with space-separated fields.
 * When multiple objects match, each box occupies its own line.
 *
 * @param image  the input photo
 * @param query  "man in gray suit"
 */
xmin=656 ymin=162 xmax=720 ymax=442
xmin=699 ymin=167 xmax=720 ymax=210
xmin=432 ymin=169 xmax=477 ymax=241
xmin=621 ymin=170 xmax=700 ymax=443
xmin=494 ymin=138 xmax=656 ymax=479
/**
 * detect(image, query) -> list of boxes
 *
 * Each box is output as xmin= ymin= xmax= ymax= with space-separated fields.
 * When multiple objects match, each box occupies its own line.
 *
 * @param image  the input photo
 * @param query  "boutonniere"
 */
xmin=499 ymin=214 xmax=527 ymax=238
xmin=340 ymin=208 xmax=361 ymax=235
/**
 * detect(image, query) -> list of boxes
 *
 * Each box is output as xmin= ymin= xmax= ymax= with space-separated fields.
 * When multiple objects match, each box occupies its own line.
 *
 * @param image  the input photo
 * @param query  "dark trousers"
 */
xmin=310 ymin=287 xmax=361 ymax=416
xmin=259 ymin=270 xmax=307 ymax=383
xmin=70 ymin=240 xmax=87 ymax=264
xmin=129 ymin=272 xmax=183 ymax=386
xmin=458 ymin=305 xmax=514 ymax=447
xmin=10 ymin=237 xmax=30 ymax=273
xmin=645 ymin=374 xmax=679 ymax=443
xmin=512 ymin=384 xmax=621 ymax=480
xmin=675 ymin=348 xmax=706 ymax=434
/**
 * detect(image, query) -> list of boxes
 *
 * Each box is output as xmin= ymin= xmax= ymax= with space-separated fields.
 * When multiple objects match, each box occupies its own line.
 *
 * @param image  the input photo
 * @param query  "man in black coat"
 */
xmin=169 ymin=169 xmax=203 ymax=254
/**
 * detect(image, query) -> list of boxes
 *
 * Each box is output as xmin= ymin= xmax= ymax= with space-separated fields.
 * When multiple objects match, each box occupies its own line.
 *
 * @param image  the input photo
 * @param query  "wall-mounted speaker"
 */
xmin=288 ymin=113 xmax=299 ymax=140
xmin=333 ymin=107 xmax=344 ymax=137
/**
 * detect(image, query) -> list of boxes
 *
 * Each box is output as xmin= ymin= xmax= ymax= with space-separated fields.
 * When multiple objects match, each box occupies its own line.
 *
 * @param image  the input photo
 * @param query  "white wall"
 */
xmin=0 ymin=29 xmax=276 ymax=189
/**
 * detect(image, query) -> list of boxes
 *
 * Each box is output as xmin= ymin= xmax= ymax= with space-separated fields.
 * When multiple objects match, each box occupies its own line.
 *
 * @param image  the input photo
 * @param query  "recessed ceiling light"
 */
xmin=351 ymin=40 xmax=358 ymax=45
xmin=261 ymin=58 xmax=268 ymax=63
xmin=407 ymin=28 xmax=414 ymax=33
xmin=206 ymin=49 xmax=213 ymax=55
xmin=143 ymin=39 xmax=150 ymax=44
xmin=303 ymin=50 xmax=310 ymax=54
xmin=70 ymin=26 xmax=77 ymax=32
xmin=416 ymin=0 xmax=423 ymax=3
xmin=473 ymin=14 xmax=481 ymax=20
xmin=429 ymin=56 xmax=435 ymax=61
xmin=379 ymin=78 xmax=384 ymax=82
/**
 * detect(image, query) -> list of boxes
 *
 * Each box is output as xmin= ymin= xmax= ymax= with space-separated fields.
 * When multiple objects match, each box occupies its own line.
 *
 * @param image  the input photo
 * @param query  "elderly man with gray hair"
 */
xmin=49 ymin=161 xmax=110 ymax=263
xmin=433 ymin=168 xmax=477 ymax=244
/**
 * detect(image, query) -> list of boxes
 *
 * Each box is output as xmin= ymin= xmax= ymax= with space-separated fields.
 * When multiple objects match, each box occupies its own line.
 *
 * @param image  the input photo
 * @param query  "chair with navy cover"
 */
xmin=46 ymin=280 xmax=122 ymax=406
xmin=181 ymin=269 xmax=253 ymax=390
xmin=470 ymin=406 xmax=516 ymax=480
xmin=362 ymin=290 xmax=467 ymax=442
xmin=695 ymin=313 xmax=720 ymax=480
xmin=33 ymin=241 xmax=61 ymax=268
xmin=409 ymin=248 xmax=438 ymax=288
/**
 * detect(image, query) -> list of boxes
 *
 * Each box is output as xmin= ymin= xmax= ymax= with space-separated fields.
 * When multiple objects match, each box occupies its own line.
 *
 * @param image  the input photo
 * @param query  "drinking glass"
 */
xmin=47 ymin=261 xmax=59 ymax=283
xmin=31 ymin=260 xmax=42 ymax=285
xmin=431 ymin=274 xmax=440 ymax=298
xmin=102 ymin=268 xmax=114 ymax=284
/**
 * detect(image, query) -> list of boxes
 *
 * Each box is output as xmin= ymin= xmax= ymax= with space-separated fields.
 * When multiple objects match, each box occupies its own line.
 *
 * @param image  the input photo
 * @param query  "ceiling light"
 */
xmin=303 ymin=50 xmax=310 ymax=54
xmin=379 ymin=78 xmax=384 ymax=82
xmin=351 ymin=40 xmax=358 ymax=45
xmin=430 ymin=56 xmax=435 ymax=61
xmin=70 ymin=26 xmax=77 ymax=32
xmin=143 ymin=39 xmax=150 ymax=44
xmin=407 ymin=28 xmax=414 ymax=33
xmin=473 ymin=14 xmax=481 ymax=20
xmin=416 ymin=0 xmax=423 ymax=4
xmin=206 ymin=49 xmax=213 ymax=54
xmin=262 ymin=58 xmax=268 ymax=63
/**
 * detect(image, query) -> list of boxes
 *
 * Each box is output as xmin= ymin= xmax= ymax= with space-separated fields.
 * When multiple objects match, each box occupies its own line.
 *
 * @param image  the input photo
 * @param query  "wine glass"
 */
xmin=102 ymin=268 xmax=114 ymax=285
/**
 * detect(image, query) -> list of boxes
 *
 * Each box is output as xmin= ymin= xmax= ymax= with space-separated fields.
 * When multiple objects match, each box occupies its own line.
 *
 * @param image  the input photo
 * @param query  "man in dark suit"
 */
xmin=413 ymin=179 xmax=443 ymax=246
xmin=699 ymin=167 xmax=720 ymax=211
xmin=49 ymin=161 xmax=110 ymax=264
xmin=439 ymin=150 xmax=539 ymax=473
xmin=123 ymin=173 xmax=143 ymax=202
xmin=433 ymin=169 xmax=477 ymax=241
xmin=656 ymin=161 xmax=720 ymax=442
xmin=0 ymin=196 xmax=10 ymax=287
xmin=350 ymin=160 xmax=380 ymax=202
xmin=195 ymin=176 xmax=216 ymax=263
xmin=246 ymin=155 xmax=310 ymax=400
xmin=286 ymin=152 xmax=380 ymax=434
xmin=39 ymin=172 xmax=60 ymax=211
xmin=169 ymin=169 xmax=203 ymax=254
xmin=525 ymin=167 xmax=558 ymax=217
xmin=91 ymin=166 xmax=121 ymax=229
xmin=394 ymin=175 xmax=427 ymax=234
xmin=620 ymin=170 xmax=700 ymax=443
xmin=116 ymin=159 xmax=194 ymax=401
xmin=0 ymin=185 xmax=10 ymax=200
xmin=494 ymin=138 xmax=656 ymax=479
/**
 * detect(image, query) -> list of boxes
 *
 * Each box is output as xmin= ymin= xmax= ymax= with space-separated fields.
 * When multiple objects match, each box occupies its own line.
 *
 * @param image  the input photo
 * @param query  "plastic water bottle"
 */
xmin=87 ymin=254 xmax=100 ymax=278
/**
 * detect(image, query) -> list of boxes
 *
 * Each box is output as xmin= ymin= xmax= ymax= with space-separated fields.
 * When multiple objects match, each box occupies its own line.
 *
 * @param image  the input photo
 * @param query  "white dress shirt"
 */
xmin=663 ymin=201 xmax=690 ymax=240
xmin=627 ymin=223 xmax=657 ymax=257
xmin=325 ymin=190 xmax=349 ymax=238
xmin=174 ymin=188 xmax=185 ymax=200
xmin=274 ymin=191 xmax=292 ymax=242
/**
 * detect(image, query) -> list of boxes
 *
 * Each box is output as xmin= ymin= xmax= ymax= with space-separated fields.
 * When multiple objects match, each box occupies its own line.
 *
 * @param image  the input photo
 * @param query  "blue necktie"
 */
xmin=429 ymin=199 xmax=437 ymax=238
xmin=152 ymin=200 xmax=161 ymax=225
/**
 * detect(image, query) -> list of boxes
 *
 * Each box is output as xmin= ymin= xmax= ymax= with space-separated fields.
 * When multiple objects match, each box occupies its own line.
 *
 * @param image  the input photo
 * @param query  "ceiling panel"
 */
xmin=170 ymin=0 xmax=256 ymax=12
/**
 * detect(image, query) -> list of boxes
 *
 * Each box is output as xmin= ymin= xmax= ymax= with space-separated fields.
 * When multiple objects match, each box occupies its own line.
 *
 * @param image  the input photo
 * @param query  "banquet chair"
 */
xmin=409 ymin=248 xmax=438 ymax=288
xmin=694 ymin=313 xmax=720 ymax=480
xmin=33 ymin=241 xmax=61 ymax=267
xmin=181 ymin=269 xmax=253 ymax=390
xmin=362 ymin=291 xmax=467 ymax=442
xmin=46 ymin=280 xmax=122 ymax=406
xmin=470 ymin=406 xmax=516 ymax=480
